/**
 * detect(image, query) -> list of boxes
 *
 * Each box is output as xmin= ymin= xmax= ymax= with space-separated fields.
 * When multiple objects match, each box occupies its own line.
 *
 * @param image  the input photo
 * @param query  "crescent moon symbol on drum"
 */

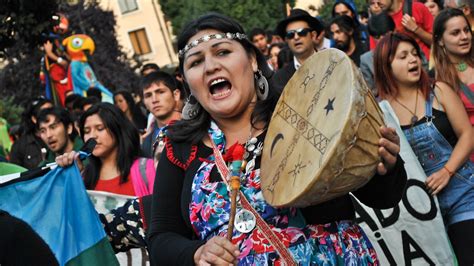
xmin=270 ymin=133 xmax=284 ymax=157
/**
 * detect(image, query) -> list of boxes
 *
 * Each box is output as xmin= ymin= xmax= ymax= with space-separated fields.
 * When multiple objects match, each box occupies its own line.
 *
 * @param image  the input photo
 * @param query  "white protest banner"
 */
xmin=352 ymin=101 xmax=455 ymax=265
xmin=88 ymin=190 xmax=149 ymax=266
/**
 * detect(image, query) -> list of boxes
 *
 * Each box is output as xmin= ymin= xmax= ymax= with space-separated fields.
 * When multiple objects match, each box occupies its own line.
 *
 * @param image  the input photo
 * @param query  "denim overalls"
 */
xmin=403 ymin=92 xmax=474 ymax=226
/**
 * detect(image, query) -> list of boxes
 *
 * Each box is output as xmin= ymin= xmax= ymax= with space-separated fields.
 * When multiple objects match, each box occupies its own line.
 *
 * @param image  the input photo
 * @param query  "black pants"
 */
xmin=448 ymin=219 xmax=474 ymax=266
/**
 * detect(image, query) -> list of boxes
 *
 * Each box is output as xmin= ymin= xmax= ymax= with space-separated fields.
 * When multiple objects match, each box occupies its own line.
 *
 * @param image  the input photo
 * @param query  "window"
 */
xmin=129 ymin=29 xmax=151 ymax=55
xmin=118 ymin=0 xmax=138 ymax=14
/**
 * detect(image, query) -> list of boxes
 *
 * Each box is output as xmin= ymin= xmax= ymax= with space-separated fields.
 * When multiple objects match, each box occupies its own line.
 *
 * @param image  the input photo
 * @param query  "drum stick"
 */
xmin=227 ymin=175 xmax=240 ymax=241
xmin=226 ymin=144 xmax=245 ymax=241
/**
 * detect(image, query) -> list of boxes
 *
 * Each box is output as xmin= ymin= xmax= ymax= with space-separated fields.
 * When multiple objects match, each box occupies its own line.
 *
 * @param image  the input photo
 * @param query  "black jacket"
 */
xmin=271 ymin=61 xmax=297 ymax=93
xmin=9 ymin=133 xmax=46 ymax=170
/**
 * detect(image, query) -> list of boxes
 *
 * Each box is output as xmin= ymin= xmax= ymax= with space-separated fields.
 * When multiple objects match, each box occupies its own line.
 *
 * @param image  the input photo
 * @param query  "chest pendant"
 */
xmin=234 ymin=209 xmax=256 ymax=233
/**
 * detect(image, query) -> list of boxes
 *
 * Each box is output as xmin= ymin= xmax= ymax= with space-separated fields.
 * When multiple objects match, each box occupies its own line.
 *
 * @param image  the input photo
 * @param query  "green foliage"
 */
xmin=160 ymin=0 xmax=295 ymax=36
xmin=317 ymin=0 xmax=368 ymax=25
xmin=0 ymin=96 xmax=24 ymax=125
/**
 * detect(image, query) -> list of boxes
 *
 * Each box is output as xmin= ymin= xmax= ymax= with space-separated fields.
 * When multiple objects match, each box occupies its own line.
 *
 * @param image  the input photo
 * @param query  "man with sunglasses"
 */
xmin=272 ymin=9 xmax=324 ymax=93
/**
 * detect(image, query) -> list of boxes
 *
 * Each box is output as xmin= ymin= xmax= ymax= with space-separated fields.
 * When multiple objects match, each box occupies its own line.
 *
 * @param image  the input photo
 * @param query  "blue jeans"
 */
xmin=403 ymin=93 xmax=474 ymax=226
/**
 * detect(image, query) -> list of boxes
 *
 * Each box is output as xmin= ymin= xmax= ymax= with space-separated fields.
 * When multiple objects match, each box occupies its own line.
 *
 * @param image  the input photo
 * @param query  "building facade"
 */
xmin=98 ymin=0 xmax=177 ymax=68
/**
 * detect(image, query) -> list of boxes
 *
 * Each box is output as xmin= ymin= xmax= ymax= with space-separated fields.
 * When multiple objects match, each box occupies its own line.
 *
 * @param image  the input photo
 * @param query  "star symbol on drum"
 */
xmin=324 ymin=97 xmax=335 ymax=115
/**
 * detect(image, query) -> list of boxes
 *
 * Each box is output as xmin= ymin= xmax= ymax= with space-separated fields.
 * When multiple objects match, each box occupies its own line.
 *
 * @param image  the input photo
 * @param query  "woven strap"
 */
xmin=138 ymin=158 xmax=149 ymax=188
xmin=403 ymin=0 xmax=412 ymax=16
xmin=210 ymin=136 xmax=297 ymax=265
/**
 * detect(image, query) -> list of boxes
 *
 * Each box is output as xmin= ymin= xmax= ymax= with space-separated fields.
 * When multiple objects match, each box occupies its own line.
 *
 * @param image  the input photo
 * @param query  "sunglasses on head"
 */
xmin=285 ymin=28 xmax=312 ymax=39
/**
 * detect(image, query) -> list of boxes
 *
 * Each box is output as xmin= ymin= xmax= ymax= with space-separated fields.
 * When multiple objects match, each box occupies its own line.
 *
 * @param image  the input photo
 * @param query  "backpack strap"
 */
xmin=138 ymin=157 xmax=149 ymax=188
xmin=403 ymin=0 xmax=412 ymax=16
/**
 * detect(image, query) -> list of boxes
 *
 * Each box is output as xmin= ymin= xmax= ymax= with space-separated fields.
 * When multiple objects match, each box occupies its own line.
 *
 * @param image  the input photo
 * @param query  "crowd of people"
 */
xmin=1 ymin=0 xmax=473 ymax=265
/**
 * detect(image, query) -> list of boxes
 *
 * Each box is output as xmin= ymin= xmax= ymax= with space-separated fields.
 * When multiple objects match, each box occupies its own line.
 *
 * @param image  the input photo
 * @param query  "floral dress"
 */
xmin=188 ymin=122 xmax=378 ymax=265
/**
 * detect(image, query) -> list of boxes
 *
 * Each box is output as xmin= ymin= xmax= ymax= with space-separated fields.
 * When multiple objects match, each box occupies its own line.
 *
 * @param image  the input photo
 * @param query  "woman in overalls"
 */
xmin=374 ymin=32 xmax=474 ymax=265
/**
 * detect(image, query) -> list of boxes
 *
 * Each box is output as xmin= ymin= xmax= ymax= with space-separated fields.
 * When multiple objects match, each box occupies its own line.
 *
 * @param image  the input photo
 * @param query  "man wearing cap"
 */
xmin=272 ymin=9 xmax=324 ymax=93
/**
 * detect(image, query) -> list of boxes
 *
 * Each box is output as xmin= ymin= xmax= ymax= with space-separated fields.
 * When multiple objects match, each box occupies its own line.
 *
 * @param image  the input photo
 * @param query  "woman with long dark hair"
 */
xmin=113 ymin=90 xmax=147 ymax=131
xmin=56 ymin=103 xmax=155 ymax=197
xmin=374 ymin=32 xmax=474 ymax=264
xmin=147 ymin=13 xmax=406 ymax=265
xmin=432 ymin=8 xmax=474 ymax=162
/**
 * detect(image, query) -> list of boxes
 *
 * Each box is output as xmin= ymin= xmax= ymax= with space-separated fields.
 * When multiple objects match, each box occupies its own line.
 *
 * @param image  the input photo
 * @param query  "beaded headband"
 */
xmin=178 ymin=32 xmax=248 ymax=58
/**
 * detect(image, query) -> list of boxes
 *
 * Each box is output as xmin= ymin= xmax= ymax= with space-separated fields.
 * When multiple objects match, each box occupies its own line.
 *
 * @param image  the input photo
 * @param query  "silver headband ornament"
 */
xmin=178 ymin=32 xmax=248 ymax=58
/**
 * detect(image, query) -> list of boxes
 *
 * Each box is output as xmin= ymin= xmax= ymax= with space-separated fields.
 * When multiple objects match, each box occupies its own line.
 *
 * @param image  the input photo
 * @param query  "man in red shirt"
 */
xmin=379 ymin=0 xmax=433 ymax=59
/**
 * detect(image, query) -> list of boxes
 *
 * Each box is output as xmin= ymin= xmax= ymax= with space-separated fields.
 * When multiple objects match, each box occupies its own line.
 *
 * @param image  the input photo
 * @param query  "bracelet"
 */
xmin=57 ymin=57 xmax=64 ymax=63
xmin=412 ymin=25 xmax=419 ymax=33
xmin=443 ymin=165 xmax=454 ymax=177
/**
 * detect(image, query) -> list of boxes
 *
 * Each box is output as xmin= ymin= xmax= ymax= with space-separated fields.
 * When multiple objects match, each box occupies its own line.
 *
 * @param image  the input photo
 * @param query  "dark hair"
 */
xmin=359 ymin=10 xmax=369 ymax=19
xmin=374 ymin=32 xmax=431 ymax=99
xmin=36 ymin=107 xmax=78 ymax=141
xmin=9 ymin=124 xmax=21 ymax=141
xmin=432 ymin=8 xmax=473 ymax=90
xmin=82 ymin=96 xmax=100 ymax=108
xmin=140 ymin=63 xmax=160 ymax=76
xmin=140 ymin=70 xmax=178 ymax=95
xmin=330 ymin=15 xmax=357 ymax=39
xmin=65 ymin=94 xmax=81 ymax=109
xmin=277 ymin=46 xmax=294 ymax=69
xmin=368 ymin=11 xmax=395 ymax=38
xmin=113 ymin=90 xmax=147 ymax=130
xmin=173 ymin=12 xmax=278 ymax=144
xmin=419 ymin=0 xmax=443 ymax=8
xmin=86 ymin=87 xmax=102 ymax=101
xmin=79 ymin=103 xmax=141 ymax=189
xmin=249 ymin=28 xmax=267 ymax=41
xmin=22 ymin=97 xmax=52 ymax=135
xmin=332 ymin=1 xmax=356 ymax=18
xmin=269 ymin=42 xmax=286 ymax=53
xmin=71 ymin=96 xmax=86 ymax=110
xmin=265 ymin=30 xmax=276 ymax=42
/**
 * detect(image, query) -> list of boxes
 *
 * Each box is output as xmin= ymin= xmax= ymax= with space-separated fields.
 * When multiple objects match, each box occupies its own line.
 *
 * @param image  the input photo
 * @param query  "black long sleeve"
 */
xmin=147 ymin=143 xmax=206 ymax=266
xmin=352 ymin=154 xmax=407 ymax=209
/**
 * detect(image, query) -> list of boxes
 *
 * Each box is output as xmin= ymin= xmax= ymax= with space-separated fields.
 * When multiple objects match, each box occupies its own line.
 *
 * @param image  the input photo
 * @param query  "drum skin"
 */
xmin=261 ymin=49 xmax=385 ymax=208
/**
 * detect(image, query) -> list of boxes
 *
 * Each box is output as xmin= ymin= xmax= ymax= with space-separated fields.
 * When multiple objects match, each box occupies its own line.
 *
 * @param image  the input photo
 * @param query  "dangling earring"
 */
xmin=254 ymin=69 xmax=269 ymax=100
xmin=182 ymin=94 xmax=202 ymax=120
xmin=441 ymin=45 xmax=447 ymax=55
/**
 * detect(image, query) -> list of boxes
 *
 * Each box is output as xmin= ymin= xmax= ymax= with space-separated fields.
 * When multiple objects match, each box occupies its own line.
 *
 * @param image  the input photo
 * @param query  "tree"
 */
xmin=159 ymin=0 xmax=295 ymax=36
xmin=0 ymin=0 xmax=58 ymax=57
xmin=0 ymin=0 xmax=142 ymax=107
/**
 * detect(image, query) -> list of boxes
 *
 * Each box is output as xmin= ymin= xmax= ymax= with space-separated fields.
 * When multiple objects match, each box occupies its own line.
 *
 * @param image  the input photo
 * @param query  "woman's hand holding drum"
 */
xmin=377 ymin=126 xmax=401 ymax=175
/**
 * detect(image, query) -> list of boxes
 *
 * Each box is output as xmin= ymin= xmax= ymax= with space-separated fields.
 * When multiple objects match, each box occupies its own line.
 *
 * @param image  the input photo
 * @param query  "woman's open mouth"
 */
xmin=209 ymin=78 xmax=232 ymax=99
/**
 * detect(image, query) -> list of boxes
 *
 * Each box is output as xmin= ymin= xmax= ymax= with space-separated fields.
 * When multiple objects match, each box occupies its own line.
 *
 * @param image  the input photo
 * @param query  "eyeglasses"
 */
xmin=285 ymin=28 xmax=312 ymax=40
